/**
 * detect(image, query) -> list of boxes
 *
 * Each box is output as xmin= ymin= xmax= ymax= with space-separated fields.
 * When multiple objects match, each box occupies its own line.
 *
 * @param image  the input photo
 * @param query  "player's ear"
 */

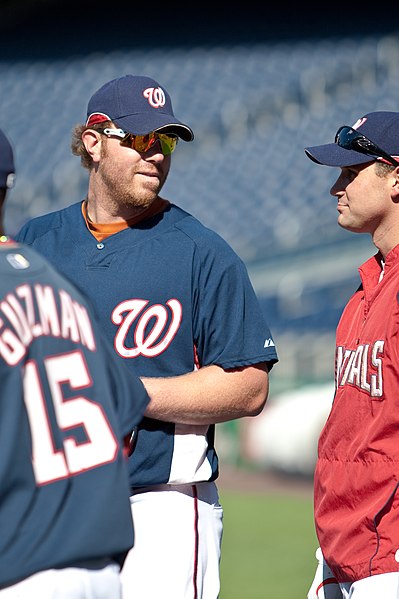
xmin=390 ymin=167 xmax=399 ymax=205
xmin=392 ymin=166 xmax=399 ymax=186
xmin=81 ymin=129 xmax=102 ymax=164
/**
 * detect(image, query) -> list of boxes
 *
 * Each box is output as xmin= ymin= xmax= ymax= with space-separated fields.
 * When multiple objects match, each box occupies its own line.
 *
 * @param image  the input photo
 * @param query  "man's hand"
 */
xmin=307 ymin=547 xmax=342 ymax=599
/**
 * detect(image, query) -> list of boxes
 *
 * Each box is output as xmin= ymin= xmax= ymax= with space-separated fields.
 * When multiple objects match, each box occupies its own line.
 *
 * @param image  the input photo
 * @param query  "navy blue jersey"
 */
xmin=0 ymin=241 xmax=149 ymax=589
xmin=16 ymin=201 xmax=278 ymax=487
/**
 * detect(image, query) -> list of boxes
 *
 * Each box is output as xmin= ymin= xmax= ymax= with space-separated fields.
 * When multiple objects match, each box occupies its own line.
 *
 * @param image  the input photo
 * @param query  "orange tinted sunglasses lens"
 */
xmin=123 ymin=132 xmax=178 ymax=155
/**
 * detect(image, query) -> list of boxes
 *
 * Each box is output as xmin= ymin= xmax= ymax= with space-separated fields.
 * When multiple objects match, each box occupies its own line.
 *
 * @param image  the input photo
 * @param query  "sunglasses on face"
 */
xmin=335 ymin=125 xmax=399 ymax=167
xmin=99 ymin=127 xmax=178 ymax=155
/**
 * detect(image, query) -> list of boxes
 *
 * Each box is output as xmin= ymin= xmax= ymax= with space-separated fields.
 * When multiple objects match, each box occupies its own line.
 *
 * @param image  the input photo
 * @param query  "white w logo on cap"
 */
xmin=143 ymin=87 xmax=166 ymax=108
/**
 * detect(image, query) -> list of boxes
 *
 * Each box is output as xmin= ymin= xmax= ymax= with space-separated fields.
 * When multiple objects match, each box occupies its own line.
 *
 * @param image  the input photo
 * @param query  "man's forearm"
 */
xmin=141 ymin=363 xmax=270 ymax=425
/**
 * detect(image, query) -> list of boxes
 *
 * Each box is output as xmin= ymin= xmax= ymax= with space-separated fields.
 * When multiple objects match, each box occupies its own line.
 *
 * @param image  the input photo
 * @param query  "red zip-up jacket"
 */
xmin=315 ymin=243 xmax=399 ymax=582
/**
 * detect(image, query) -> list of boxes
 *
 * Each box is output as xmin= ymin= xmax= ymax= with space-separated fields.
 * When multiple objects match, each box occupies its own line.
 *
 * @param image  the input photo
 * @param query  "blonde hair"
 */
xmin=71 ymin=121 xmax=113 ymax=170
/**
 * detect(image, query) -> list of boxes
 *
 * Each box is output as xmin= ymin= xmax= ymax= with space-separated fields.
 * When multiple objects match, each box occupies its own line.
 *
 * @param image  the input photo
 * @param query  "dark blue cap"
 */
xmin=86 ymin=74 xmax=194 ymax=142
xmin=305 ymin=111 xmax=399 ymax=167
xmin=0 ymin=128 xmax=15 ymax=189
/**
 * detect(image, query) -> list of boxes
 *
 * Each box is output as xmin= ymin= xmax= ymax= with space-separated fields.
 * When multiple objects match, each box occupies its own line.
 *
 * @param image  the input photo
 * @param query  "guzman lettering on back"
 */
xmin=335 ymin=341 xmax=384 ymax=397
xmin=0 ymin=283 xmax=96 ymax=365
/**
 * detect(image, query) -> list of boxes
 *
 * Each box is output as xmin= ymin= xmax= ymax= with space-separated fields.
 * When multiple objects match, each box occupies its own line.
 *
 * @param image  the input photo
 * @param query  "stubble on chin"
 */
xmin=101 ymin=166 xmax=163 ymax=210
xmin=99 ymin=140 xmax=168 ymax=210
xmin=119 ymin=190 xmax=156 ymax=210
xmin=120 ymin=175 xmax=165 ymax=209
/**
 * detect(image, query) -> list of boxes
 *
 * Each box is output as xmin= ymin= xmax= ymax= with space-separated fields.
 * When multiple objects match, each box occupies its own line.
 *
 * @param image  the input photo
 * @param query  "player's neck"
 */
xmin=85 ymin=196 xmax=154 ymax=224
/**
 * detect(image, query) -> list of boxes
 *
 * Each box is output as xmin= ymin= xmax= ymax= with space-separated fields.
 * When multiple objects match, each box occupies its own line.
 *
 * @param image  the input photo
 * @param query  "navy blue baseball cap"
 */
xmin=305 ymin=111 xmax=399 ymax=167
xmin=0 ymin=128 xmax=15 ymax=189
xmin=86 ymin=74 xmax=194 ymax=142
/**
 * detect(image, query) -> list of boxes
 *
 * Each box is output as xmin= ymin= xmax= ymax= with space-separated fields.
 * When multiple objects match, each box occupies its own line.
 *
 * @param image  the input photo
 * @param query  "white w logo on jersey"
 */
xmin=112 ymin=298 xmax=182 ymax=358
xmin=143 ymin=87 xmax=166 ymax=108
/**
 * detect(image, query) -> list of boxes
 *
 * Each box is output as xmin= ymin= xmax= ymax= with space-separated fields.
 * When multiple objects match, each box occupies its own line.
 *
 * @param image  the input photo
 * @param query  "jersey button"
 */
xmin=96 ymin=243 xmax=104 ymax=250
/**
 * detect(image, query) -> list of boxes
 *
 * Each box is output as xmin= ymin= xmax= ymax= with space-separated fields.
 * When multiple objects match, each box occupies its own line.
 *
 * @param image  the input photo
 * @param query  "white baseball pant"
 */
xmin=0 ymin=563 xmax=121 ymax=598
xmin=121 ymin=481 xmax=223 ymax=599
xmin=340 ymin=571 xmax=399 ymax=598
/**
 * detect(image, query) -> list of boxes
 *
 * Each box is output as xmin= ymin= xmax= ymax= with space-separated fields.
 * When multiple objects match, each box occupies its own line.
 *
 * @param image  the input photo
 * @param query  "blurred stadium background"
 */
xmin=1 ymin=1 xmax=397 ymax=477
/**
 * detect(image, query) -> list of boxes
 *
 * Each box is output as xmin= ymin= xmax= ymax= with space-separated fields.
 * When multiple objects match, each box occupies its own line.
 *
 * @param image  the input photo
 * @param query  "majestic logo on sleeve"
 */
xmin=335 ymin=340 xmax=384 ymax=397
xmin=112 ymin=299 xmax=182 ymax=358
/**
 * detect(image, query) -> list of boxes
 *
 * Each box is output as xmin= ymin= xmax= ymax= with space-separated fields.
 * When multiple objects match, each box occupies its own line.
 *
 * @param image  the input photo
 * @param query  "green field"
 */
xmin=219 ymin=491 xmax=318 ymax=599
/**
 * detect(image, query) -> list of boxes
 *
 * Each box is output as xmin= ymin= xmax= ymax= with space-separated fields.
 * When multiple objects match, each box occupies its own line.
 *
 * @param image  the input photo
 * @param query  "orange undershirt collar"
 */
xmin=82 ymin=197 xmax=170 ymax=242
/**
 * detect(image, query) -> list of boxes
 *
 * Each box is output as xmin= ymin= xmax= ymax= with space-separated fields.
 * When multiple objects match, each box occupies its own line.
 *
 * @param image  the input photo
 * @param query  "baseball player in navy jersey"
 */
xmin=305 ymin=112 xmax=399 ymax=599
xmin=16 ymin=74 xmax=279 ymax=598
xmin=0 ymin=127 xmax=150 ymax=598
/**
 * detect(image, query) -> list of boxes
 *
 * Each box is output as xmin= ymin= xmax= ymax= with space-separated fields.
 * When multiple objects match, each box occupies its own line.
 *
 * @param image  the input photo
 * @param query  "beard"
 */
xmin=98 ymin=142 xmax=169 ymax=211
xmin=104 ymin=174 xmax=161 ymax=211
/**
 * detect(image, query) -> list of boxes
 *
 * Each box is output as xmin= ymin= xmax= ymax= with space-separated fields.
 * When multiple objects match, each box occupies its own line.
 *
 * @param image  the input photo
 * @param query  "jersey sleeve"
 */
xmin=192 ymin=236 xmax=278 ymax=370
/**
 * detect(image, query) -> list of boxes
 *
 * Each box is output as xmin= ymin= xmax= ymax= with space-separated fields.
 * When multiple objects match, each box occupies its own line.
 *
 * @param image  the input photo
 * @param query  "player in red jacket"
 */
xmin=305 ymin=112 xmax=399 ymax=598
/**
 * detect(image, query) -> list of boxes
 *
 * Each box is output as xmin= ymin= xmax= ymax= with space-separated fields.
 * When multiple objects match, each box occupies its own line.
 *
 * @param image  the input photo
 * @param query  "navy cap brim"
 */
xmin=154 ymin=123 xmax=194 ymax=142
xmin=305 ymin=143 xmax=375 ymax=167
xmin=113 ymin=114 xmax=194 ymax=142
